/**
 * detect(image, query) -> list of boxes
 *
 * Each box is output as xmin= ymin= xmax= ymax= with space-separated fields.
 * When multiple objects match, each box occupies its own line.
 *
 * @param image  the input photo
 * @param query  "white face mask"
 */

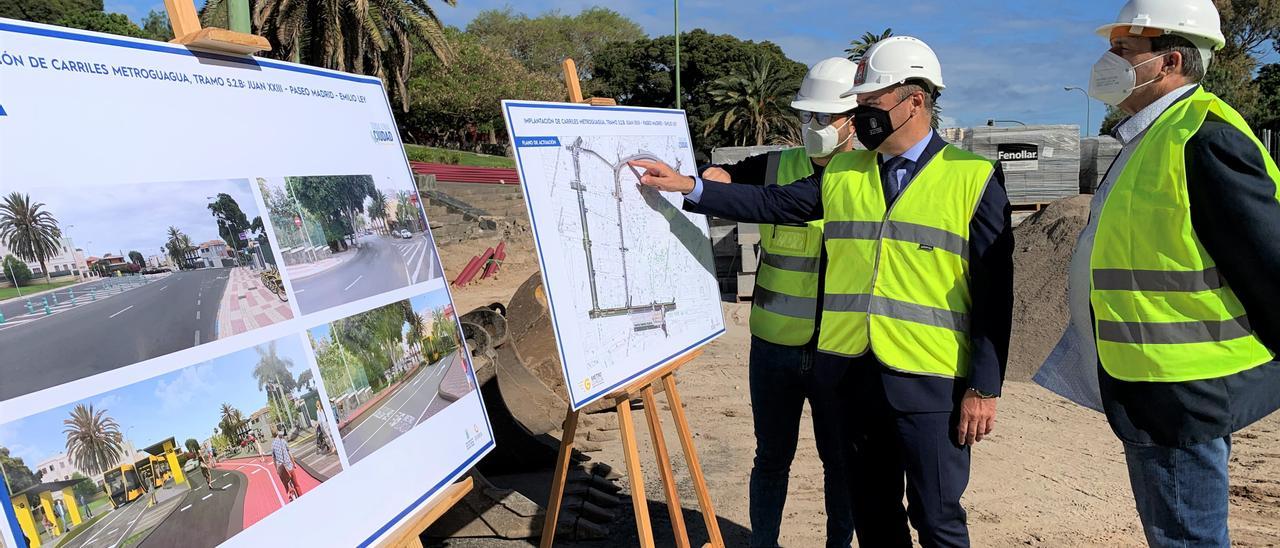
xmin=1088 ymin=51 xmax=1169 ymax=106
xmin=803 ymin=117 xmax=852 ymax=157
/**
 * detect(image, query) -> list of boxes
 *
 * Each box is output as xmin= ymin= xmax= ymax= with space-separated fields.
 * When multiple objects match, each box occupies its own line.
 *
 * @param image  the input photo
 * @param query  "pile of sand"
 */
xmin=1006 ymin=195 xmax=1092 ymax=382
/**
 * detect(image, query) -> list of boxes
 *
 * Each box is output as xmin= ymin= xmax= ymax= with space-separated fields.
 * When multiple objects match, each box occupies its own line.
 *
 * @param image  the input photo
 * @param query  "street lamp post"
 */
xmin=5 ymin=261 xmax=21 ymax=297
xmin=1064 ymin=86 xmax=1092 ymax=136
xmin=284 ymin=181 xmax=319 ymax=262
xmin=674 ymin=0 xmax=681 ymax=110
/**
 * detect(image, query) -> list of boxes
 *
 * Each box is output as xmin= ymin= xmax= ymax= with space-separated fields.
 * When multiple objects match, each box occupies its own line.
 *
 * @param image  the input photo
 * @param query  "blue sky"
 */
xmin=5 ymin=178 xmax=257 ymax=260
xmin=108 ymin=0 xmax=1278 ymax=133
xmin=0 ymin=338 xmax=309 ymax=471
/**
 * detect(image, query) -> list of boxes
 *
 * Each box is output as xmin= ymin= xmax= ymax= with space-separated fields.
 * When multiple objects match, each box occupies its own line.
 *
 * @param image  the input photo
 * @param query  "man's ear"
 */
xmin=1164 ymin=50 xmax=1182 ymax=77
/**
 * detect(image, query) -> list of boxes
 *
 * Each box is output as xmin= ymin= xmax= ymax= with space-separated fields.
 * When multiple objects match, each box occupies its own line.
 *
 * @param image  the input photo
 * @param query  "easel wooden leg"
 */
xmin=643 ymin=385 xmax=691 ymax=548
xmin=617 ymin=395 xmax=657 ymax=548
xmin=664 ymin=373 xmax=725 ymax=548
xmin=538 ymin=408 xmax=580 ymax=548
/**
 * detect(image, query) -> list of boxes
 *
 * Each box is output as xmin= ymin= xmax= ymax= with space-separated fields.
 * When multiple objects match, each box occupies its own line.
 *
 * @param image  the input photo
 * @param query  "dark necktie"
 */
xmin=882 ymin=156 xmax=917 ymax=204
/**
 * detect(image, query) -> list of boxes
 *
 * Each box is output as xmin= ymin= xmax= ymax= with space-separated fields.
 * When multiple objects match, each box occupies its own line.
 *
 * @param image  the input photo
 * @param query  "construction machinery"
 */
xmin=425 ymin=272 xmax=626 ymax=541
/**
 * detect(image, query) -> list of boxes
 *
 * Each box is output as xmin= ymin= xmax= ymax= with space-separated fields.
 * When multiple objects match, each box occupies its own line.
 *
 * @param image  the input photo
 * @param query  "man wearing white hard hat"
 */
xmin=631 ymin=36 xmax=1013 ymax=547
xmin=697 ymin=56 xmax=859 ymax=548
xmin=1035 ymin=1 xmax=1280 ymax=545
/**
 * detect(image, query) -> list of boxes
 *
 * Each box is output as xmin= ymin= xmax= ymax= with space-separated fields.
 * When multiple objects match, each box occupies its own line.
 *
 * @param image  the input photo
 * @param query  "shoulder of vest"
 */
xmin=933 ymin=144 xmax=997 ymax=171
xmin=826 ymin=149 xmax=876 ymax=171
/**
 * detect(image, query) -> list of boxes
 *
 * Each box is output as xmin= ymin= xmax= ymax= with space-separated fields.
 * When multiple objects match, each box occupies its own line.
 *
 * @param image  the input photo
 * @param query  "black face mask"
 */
xmin=852 ymin=94 xmax=914 ymax=151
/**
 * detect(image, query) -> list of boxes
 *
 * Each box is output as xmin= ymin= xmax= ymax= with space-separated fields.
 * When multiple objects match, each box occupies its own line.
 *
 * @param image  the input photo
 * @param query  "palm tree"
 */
xmin=63 ymin=404 xmax=124 ymax=477
xmin=201 ymin=0 xmax=456 ymax=112
xmin=704 ymin=55 xmax=801 ymax=147
xmin=253 ymin=341 xmax=299 ymax=430
xmin=401 ymin=300 xmax=425 ymax=364
xmin=395 ymin=192 xmax=417 ymax=231
xmin=165 ymin=226 xmax=188 ymax=269
xmin=368 ymin=189 xmax=389 ymax=234
xmin=219 ymin=403 xmax=246 ymax=446
xmin=846 ymin=28 xmax=894 ymax=63
xmin=0 ymin=192 xmax=63 ymax=285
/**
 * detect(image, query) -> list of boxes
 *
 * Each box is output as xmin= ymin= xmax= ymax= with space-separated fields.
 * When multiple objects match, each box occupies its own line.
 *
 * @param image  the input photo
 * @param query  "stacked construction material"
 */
xmin=964 ymin=125 xmax=1081 ymax=205
xmin=1079 ymin=136 xmax=1123 ymax=194
xmin=710 ymin=145 xmax=785 ymax=165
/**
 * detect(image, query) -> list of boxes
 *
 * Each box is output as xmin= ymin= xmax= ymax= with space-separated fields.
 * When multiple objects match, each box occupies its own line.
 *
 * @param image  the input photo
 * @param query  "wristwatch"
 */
xmin=968 ymin=387 xmax=998 ymax=399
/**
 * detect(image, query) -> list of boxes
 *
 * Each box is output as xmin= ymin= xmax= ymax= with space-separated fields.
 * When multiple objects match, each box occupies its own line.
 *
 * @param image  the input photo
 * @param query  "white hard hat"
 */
xmin=1096 ymin=0 xmax=1225 ymax=67
xmin=844 ymin=36 xmax=944 ymax=96
xmin=790 ymin=57 xmax=860 ymax=113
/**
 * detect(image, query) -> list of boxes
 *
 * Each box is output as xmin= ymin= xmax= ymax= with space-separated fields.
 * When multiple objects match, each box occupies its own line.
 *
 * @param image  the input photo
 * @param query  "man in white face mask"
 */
xmin=1035 ymin=1 xmax=1280 ymax=546
xmin=692 ymin=56 xmax=859 ymax=548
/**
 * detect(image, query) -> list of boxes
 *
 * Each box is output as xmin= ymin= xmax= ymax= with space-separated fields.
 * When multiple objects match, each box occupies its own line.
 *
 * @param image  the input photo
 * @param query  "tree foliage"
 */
xmin=466 ymin=7 xmax=644 ymax=85
xmin=846 ymin=28 xmax=894 ymax=63
xmin=401 ymin=29 xmax=560 ymax=147
xmin=202 ymin=0 xmax=456 ymax=112
xmin=1199 ymin=0 xmax=1280 ymax=126
xmin=332 ymin=301 xmax=409 ymax=391
xmin=184 ymin=439 xmax=201 ymax=454
xmin=2 ymin=254 xmax=32 ymax=287
xmin=70 ymin=472 xmax=99 ymax=500
xmin=285 ymin=175 xmax=376 ymax=250
xmin=141 ymin=9 xmax=173 ymax=41
xmin=165 ymin=226 xmax=194 ymax=270
xmin=704 ymin=55 xmax=800 ymax=147
xmin=62 ymin=404 xmax=124 ymax=477
xmin=128 ymin=251 xmax=145 ymax=267
xmin=55 ymin=10 xmax=150 ymax=38
xmin=0 ymin=192 xmax=63 ymax=285
xmin=593 ymin=29 xmax=808 ymax=152
xmin=219 ymin=403 xmax=246 ymax=447
xmin=0 ymin=445 xmax=41 ymax=494
xmin=253 ymin=341 xmax=299 ymax=427
xmin=0 ymin=0 xmax=101 ymax=25
xmin=208 ymin=193 xmax=254 ymax=254
xmin=1254 ymin=63 xmax=1280 ymax=130
xmin=313 ymin=332 xmax=365 ymax=396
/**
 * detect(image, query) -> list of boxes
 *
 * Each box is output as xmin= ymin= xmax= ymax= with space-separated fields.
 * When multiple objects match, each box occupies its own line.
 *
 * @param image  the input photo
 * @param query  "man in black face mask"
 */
xmin=630 ymin=35 xmax=1012 ymax=548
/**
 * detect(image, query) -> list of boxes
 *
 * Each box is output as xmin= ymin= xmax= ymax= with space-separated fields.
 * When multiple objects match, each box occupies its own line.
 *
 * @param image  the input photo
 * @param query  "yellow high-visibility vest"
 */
xmin=1090 ymin=87 xmax=1277 ymax=381
xmin=749 ymin=147 xmax=825 ymax=346
xmin=817 ymin=146 xmax=993 ymax=377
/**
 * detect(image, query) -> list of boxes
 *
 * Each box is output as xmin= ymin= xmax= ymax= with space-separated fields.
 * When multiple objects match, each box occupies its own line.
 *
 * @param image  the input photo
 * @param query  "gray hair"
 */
xmin=895 ymin=81 xmax=937 ymax=111
xmin=1151 ymin=34 xmax=1205 ymax=82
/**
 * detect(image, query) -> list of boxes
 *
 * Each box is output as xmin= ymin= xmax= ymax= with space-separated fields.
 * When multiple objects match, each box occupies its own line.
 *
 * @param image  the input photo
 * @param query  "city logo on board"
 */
xmin=370 ymin=122 xmax=396 ymax=144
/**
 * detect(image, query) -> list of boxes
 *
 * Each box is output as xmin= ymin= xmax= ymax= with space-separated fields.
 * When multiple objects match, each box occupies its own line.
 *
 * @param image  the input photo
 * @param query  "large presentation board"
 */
xmin=501 ymin=101 xmax=725 ymax=410
xmin=0 ymin=19 xmax=493 ymax=547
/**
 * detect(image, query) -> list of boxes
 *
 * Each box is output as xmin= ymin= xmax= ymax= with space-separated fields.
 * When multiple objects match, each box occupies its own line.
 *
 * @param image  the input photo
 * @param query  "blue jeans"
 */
xmin=748 ymin=336 xmax=855 ymax=548
xmin=1123 ymin=436 xmax=1231 ymax=547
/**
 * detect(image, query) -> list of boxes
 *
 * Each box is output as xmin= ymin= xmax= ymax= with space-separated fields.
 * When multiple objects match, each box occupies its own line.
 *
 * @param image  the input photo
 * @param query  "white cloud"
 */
xmin=154 ymin=362 xmax=219 ymax=414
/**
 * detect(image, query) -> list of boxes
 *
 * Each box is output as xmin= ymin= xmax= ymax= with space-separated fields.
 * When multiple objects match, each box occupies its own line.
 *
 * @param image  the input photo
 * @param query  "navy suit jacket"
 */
xmin=690 ymin=134 xmax=1013 ymax=413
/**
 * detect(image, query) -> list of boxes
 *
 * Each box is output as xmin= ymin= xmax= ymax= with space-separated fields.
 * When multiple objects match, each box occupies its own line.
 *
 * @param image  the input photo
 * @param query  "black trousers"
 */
xmin=845 ymin=366 xmax=972 ymax=548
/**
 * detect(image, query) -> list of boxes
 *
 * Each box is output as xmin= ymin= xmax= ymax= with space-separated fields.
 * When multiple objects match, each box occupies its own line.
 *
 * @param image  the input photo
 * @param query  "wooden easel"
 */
xmin=157 ymin=3 xmax=472 ymax=546
xmin=538 ymin=60 xmax=725 ymax=548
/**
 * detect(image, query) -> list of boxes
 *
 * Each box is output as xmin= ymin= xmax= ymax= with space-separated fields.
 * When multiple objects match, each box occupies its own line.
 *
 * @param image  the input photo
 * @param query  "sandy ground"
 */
xmin=432 ymin=233 xmax=1280 ymax=547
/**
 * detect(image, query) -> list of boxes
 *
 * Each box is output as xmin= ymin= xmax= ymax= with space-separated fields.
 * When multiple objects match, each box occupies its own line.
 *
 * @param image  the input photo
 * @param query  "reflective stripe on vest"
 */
xmin=1090 ymin=87 xmax=1277 ymax=381
xmin=817 ymin=145 xmax=993 ymax=378
xmin=750 ymin=147 xmax=825 ymax=346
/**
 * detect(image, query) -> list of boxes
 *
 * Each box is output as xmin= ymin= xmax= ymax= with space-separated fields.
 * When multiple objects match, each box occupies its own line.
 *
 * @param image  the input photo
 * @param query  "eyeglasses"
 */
xmin=799 ymin=111 xmax=841 ymax=125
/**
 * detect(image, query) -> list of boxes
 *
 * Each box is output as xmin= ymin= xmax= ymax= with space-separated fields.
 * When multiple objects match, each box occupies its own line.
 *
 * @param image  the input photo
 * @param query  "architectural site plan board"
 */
xmin=501 ymin=101 xmax=726 ymax=410
xmin=0 ymin=19 xmax=493 ymax=548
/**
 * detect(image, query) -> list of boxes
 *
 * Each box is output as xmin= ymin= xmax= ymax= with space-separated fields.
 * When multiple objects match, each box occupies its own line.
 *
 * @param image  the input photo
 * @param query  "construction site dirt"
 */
xmin=425 ymin=191 xmax=1280 ymax=547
